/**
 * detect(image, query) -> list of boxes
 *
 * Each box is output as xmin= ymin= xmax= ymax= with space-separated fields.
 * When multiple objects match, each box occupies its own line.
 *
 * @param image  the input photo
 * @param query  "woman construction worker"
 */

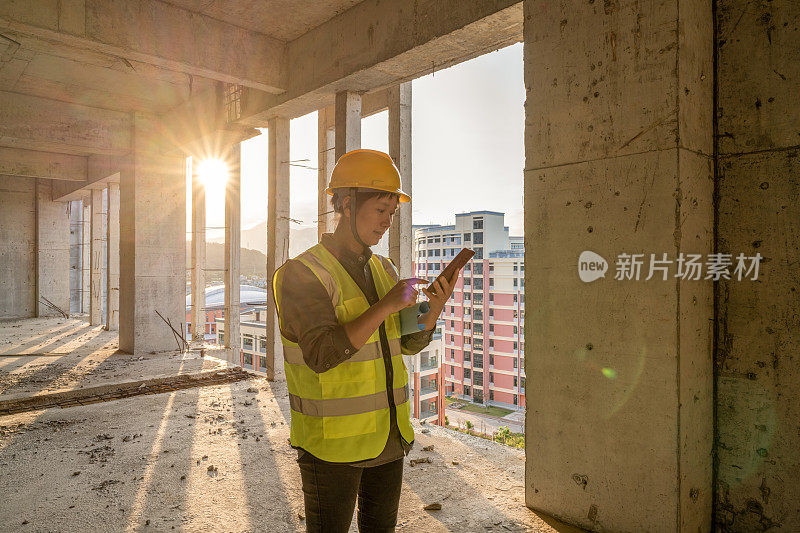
xmin=272 ymin=148 xmax=458 ymax=532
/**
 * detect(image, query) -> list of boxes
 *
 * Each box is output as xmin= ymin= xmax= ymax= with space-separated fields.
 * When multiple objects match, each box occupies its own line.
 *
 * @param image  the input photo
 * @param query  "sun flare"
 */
xmin=197 ymin=158 xmax=229 ymax=187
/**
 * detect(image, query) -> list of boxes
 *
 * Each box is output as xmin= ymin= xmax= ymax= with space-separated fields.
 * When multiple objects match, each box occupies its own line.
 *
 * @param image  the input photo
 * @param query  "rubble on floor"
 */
xmin=0 ymin=318 xmax=581 ymax=532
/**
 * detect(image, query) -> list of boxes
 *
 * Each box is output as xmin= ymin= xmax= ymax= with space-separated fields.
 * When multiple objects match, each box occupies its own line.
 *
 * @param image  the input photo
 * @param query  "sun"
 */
xmin=197 ymin=158 xmax=228 ymax=187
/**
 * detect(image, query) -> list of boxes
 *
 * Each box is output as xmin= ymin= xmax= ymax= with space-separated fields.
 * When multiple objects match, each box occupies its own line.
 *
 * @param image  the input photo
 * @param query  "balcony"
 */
xmin=420 ymin=385 xmax=438 ymax=397
xmin=420 ymin=358 xmax=438 ymax=372
xmin=419 ymin=409 xmax=438 ymax=420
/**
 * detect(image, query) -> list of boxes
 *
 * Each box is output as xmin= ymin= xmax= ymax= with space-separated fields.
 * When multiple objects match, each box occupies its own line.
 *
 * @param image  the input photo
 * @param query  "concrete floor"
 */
xmin=0 ymin=318 xmax=580 ymax=532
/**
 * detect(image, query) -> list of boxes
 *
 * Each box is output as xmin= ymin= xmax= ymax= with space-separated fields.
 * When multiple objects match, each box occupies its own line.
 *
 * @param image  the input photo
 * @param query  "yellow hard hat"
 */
xmin=326 ymin=149 xmax=411 ymax=202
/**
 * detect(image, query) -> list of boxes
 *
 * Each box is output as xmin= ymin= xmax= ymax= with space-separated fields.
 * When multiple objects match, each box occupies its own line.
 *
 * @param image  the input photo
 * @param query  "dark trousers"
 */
xmin=297 ymin=454 xmax=404 ymax=533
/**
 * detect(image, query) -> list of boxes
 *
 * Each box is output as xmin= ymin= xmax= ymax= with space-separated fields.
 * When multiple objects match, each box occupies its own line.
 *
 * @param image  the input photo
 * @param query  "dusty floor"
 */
xmin=0 ymin=318 xmax=581 ymax=532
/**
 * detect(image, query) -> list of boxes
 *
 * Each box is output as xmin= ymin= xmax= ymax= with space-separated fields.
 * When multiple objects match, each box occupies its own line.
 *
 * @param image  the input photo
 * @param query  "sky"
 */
xmin=191 ymin=42 xmax=524 ymax=242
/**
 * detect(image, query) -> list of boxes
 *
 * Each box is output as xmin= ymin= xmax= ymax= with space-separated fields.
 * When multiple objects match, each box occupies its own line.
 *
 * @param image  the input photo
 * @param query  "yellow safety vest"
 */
xmin=272 ymin=243 xmax=415 ymax=463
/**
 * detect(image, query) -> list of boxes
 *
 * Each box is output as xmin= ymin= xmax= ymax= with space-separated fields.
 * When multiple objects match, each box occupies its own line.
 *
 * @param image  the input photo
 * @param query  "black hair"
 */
xmin=330 ymin=189 xmax=399 ymax=215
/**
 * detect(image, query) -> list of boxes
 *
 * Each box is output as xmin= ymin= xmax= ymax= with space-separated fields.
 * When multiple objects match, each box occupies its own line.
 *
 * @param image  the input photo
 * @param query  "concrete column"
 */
xmin=35 ymin=179 xmax=70 ymax=317
xmin=522 ymin=1 xmax=713 ymax=531
xmin=119 ymin=113 xmax=186 ymax=354
xmin=89 ymin=188 xmax=103 ymax=325
xmin=81 ymin=199 xmax=90 ymax=315
xmin=334 ymin=91 xmax=361 ymax=160
xmin=388 ymin=82 xmax=413 ymax=278
xmin=190 ymin=157 xmax=206 ymax=341
xmin=106 ymin=182 xmax=119 ymax=330
xmin=224 ymin=144 xmax=241 ymax=365
xmin=317 ymin=106 xmax=335 ymax=240
xmin=715 ymin=0 xmax=800 ymax=527
xmin=265 ymin=116 xmax=290 ymax=380
xmin=69 ymin=200 xmax=82 ymax=314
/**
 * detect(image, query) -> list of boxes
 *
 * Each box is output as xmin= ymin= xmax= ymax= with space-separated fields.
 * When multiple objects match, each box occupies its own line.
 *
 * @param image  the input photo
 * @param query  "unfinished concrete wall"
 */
xmin=0 ymin=176 xmax=36 ymax=318
xmin=119 ymin=113 xmax=186 ymax=354
xmin=35 ymin=179 xmax=70 ymax=317
xmin=714 ymin=0 xmax=800 ymax=530
xmin=523 ymin=0 xmax=713 ymax=530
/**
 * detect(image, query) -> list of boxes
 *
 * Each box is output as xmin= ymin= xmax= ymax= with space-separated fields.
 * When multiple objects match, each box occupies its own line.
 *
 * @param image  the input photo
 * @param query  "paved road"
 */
xmin=443 ymin=407 xmax=523 ymax=434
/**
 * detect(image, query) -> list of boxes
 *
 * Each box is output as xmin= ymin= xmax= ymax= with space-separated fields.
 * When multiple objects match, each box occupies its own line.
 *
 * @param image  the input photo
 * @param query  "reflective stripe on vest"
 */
xmin=289 ymin=384 xmax=410 ymax=418
xmin=281 ymin=338 xmax=401 ymax=366
xmin=272 ymin=243 xmax=415 ymax=463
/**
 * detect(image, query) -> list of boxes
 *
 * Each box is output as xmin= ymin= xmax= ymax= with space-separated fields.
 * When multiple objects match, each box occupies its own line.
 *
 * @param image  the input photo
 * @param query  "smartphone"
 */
xmin=429 ymin=248 xmax=475 ymax=292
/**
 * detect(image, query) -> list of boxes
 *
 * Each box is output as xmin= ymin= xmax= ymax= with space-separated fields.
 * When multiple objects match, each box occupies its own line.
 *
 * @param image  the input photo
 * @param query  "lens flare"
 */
xmin=197 ymin=159 xmax=228 ymax=187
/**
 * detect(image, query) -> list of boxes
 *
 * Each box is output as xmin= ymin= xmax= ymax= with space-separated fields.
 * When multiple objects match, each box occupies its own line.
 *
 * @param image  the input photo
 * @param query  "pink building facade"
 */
xmin=414 ymin=211 xmax=525 ymax=410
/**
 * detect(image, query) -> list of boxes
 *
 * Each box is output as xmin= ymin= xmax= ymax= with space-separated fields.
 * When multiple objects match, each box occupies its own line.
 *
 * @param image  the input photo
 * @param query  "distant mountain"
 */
xmin=209 ymin=221 xmax=389 ymax=258
xmin=209 ymin=222 xmax=320 ymax=259
xmin=186 ymin=243 xmax=267 ymax=278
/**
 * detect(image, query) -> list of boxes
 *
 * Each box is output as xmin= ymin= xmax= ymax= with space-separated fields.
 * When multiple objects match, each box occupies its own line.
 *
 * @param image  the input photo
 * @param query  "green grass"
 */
xmin=444 ymin=397 xmax=514 ymax=418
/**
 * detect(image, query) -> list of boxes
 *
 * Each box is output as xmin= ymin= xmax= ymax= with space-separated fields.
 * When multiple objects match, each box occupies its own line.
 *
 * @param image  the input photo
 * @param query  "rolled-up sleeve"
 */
xmin=401 ymin=328 xmax=434 ymax=355
xmin=276 ymin=259 xmax=357 ymax=373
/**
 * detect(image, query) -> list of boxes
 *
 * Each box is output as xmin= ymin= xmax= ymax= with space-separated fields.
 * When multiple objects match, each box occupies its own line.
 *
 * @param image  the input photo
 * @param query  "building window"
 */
xmin=473 ymin=293 xmax=483 ymax=305
xmin=473 ymin=232 xmax=483 ymax=245
xmin=489 ymin=309 xmax=494 ymax=318
xmin=474 ymin=278 xmax=483 ymax=290
xmin=474 ymin=248 xmax=483 ymax=259
xmin=521 ymin=377 xmax=526 ymax=389
xmin=243 ymin=336 xmax=253 ymax=350
xmin=473 ymin=219 xmax=483 ymax=229
xmin=473 ymin=263 xmax=483 ymax=275
xmin=514 ymin=376 xmax=518 ymax=387
xmin=489 ymin=294 xmax=494 ymax=303
xmin=450 ymin=366 xmax=454 ymax=377
xmin=513 ymin=279 xmax=518 ymax=287
xmin=260 ymin=356 xmax=268 ymax=369
xmin=513 ymin=326 xmax=518 ymax=334
xmin=513 ymin=395 xmax=518 ymax=405
xmin=473 ymin=353 xmax=483 ymax=367
xmin=489 ymin=265 xmax=494 ymax=273
xmin=513 ymin=342 xmax=518 ymax=350
xmin=465 ymin=263 xmax=471 ymax=272
xmin=464 ymin=233 xmax=471 ymax=242
xmin=489 ymin=353 xmax=494 ymax=365
xmin=513 ymin=357 xmax=518 ymax=368
xmin=473 ymin=371 xmax=483 ymax=386
xmin=464 ymin=351 xmax=471 ymax=362
xmin=489 ymin=390 xmax=494 ymax=400
xmin=513 ymin=294 xmax=518 ymax=303
xmin=464 ymin=385 xmax=471 ymax=395
xmin=513 ymin=264 xmax=518 ymax=272
xmin=464 ymin=368 xmax=471 ymax=379
xmin=224 ymin=83 xmax=243 ymax=123
xmin=218 ymin=333 xmax=224 ymax=345
xmin=489 ymin=371 xmax=494 ymax=383
xmin=489 ymin=339 xmax=494 ymax=348
xmin=243 ymin=352 xmax=253 ymax=365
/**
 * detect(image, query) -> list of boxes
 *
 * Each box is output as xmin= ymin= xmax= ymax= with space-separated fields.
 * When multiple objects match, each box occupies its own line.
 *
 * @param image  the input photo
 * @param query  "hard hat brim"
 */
xmin=326 ymin=186 xmax=411 ymax=203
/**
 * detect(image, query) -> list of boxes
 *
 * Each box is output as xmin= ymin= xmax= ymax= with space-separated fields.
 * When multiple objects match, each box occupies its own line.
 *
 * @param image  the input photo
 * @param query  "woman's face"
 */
xmin=346 ymin=194 xmax=399 ymax=246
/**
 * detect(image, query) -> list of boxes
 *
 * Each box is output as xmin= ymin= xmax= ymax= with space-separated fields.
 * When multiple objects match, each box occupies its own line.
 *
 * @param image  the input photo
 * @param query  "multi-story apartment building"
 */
xmin=414 ymin=211 xmax=526 ymax=411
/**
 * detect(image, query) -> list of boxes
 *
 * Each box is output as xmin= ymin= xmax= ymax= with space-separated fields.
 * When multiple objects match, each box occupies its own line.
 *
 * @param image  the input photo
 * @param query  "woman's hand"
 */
xmin=380 ymin=278 xmax=428 ymax=314
xmin=419 ymin=270 xmax=459 ymax=331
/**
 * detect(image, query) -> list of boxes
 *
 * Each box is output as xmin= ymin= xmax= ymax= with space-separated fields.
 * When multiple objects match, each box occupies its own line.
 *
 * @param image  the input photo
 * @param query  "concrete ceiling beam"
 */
xmin=52 ymin=154 xmax=125 ymax=201
xmin=0 ymin=147 xmax=87 ymax=181
xmin=0 ymin=90 xmax=132 ymax=156
xmin=240 ymin=0 xmax=523 ymax=123
xmin=0 ymin=0 xmax=287 ymax=93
